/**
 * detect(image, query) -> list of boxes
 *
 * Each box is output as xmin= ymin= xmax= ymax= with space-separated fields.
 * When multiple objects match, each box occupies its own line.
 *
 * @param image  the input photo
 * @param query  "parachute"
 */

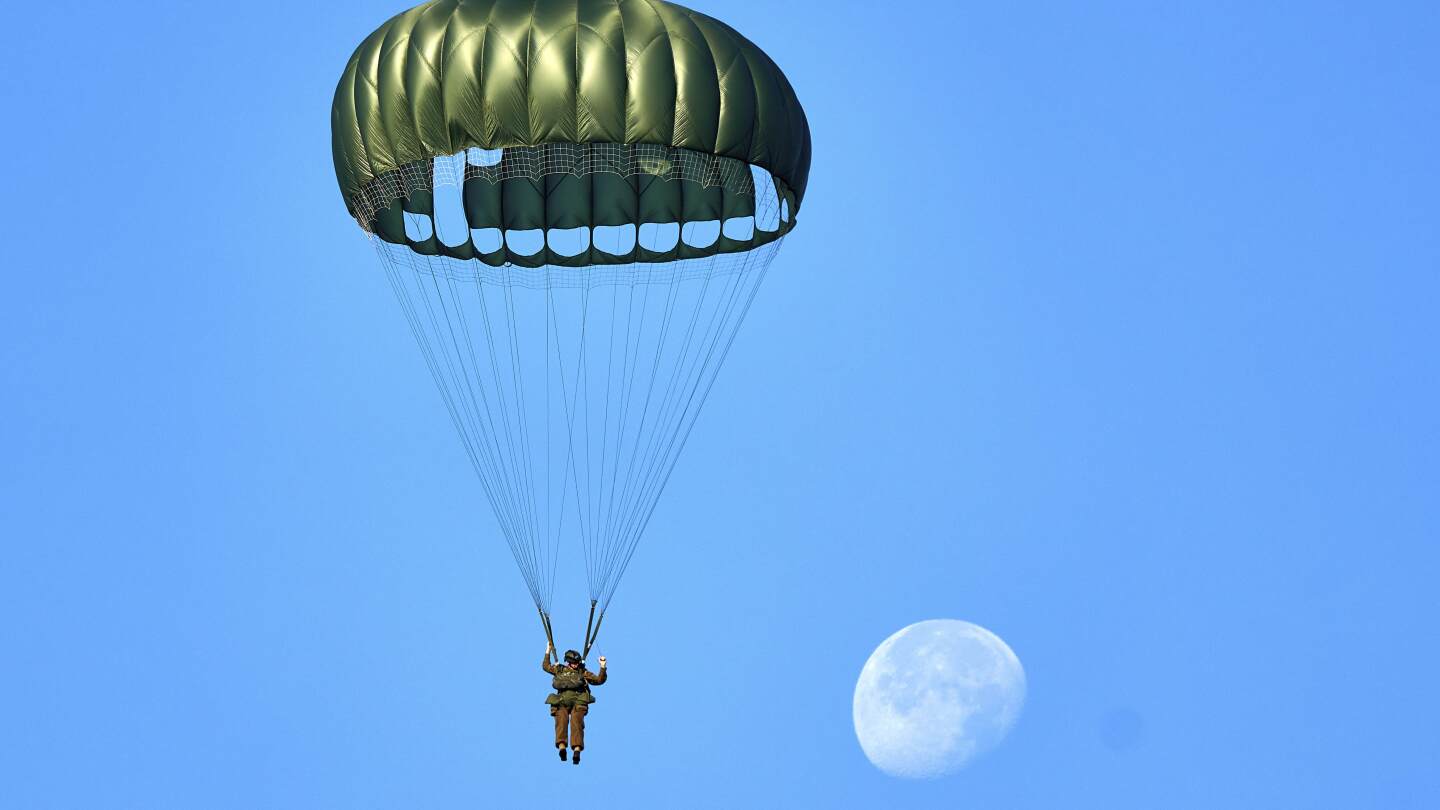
xmin=332 ymin=0 xmax=810 ymax=658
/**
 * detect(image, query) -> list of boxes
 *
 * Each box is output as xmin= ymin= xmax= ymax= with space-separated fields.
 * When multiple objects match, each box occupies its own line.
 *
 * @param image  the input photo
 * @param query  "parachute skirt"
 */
xmin=352 ymin=142 xmax=797 ymax=268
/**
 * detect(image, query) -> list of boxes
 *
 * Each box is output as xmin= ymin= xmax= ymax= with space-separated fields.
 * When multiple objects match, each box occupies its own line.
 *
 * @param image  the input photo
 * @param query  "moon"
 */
xmin=853 ymin=619 xmax=1026 ymax=778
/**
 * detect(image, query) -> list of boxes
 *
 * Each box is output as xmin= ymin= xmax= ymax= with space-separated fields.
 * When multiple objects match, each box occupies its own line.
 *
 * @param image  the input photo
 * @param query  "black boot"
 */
xmin=558 ymin=746 xmax=567 ymax=762
xmin=571 ymin=749 xmax=581 ymax=765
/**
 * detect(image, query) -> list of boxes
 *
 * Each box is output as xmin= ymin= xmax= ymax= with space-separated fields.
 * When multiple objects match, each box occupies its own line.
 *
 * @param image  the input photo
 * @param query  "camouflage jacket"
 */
xmin=542 ymin=655 xmax=607 ymax=706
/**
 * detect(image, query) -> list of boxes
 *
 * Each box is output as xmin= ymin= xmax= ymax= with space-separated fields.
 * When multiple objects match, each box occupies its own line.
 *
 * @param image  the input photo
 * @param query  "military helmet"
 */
xmin=563 ymin=649 xmax=582 ymax=665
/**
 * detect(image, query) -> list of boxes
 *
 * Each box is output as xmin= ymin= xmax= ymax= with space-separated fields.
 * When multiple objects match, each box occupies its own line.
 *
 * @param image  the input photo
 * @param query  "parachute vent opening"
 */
xmin=637 ymin=222 xmax=680 ymax=252
xmin=751 ymin=165 xmax=782 ymax=233
xmin=505 ymin=229 xmax=545 ymax=256
xmin=548 ymin=227 xmax=590 ymax=257
xmin=365 ymin=151 xmax=787 ymax=618
xmin=472 ymin=227 xmax=504 ymax=253
xmin=403 ymin=211 xmax=433 ymax=242
xmin=681 ymin=220 xmax=721 ymax=249
xmin=722 ymin=217 xmax=755 ymax=242
xmin=593 ymin=224 xmax=638 ymax=255
xmin=466 ymin=147 xmax=504 ymax=167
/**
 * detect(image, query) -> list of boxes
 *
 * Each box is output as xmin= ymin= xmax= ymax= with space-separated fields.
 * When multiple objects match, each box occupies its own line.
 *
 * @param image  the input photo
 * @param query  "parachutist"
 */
xmin=543 ymin=643 xmax=607 ymax=763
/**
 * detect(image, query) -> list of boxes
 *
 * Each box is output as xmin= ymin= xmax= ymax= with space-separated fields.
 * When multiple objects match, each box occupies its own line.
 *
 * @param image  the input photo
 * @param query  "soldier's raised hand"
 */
xmin=597 ymin=655 xmax=606 ymax=668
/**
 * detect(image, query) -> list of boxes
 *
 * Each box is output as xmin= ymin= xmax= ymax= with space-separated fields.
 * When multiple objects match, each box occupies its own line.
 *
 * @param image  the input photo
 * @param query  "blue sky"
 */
xmin=3 ymin=1 xmax=1438 ymax=807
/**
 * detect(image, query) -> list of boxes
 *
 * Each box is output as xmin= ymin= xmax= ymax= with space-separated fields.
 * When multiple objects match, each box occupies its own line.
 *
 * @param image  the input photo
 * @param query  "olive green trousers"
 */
xmin=553 ymin=704 xmax=589 ymax=750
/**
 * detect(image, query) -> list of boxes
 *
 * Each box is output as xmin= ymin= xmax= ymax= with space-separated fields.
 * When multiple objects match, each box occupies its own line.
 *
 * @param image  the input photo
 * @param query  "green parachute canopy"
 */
xmin=333 ymin=0 xmax=809 ymax=657
xmin=332 ymin=0 xmax=810 ymax=267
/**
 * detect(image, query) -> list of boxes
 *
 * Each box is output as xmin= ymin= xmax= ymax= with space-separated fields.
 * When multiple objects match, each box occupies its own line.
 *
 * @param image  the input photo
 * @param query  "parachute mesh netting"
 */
xmin=359 ymin=144 xmax=790 ymax=651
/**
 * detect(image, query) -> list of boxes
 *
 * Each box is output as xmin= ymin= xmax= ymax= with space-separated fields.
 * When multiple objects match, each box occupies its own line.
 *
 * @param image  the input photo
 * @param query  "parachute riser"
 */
xmin=540 ymin=608 xmax=558 ymax=665
xmin=580 ymin=600 xmax=597 ymax=658
xmin=583 ymin=610 xmax=606 ymax=660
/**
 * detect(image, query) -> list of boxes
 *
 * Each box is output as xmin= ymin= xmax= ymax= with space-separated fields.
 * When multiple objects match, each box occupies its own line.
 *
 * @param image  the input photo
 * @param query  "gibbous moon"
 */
xmin=853 ymin=619 xmax=1025 ymax=778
